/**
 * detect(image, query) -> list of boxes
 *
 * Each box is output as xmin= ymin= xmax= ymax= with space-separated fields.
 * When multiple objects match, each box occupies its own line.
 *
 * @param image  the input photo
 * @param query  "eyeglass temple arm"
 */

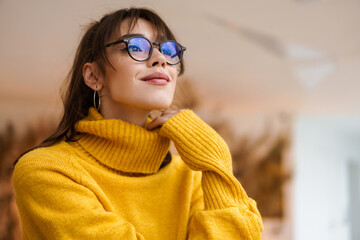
xmin=105 ymin=39 xmax=126 ymax=48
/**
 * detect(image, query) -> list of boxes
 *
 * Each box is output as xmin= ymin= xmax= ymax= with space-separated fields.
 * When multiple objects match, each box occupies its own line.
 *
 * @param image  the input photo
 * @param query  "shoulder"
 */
xmin=13 ymin=141 xmax=79 ymax=184
xmin=16 ymin=141 xmax=74 ymax=167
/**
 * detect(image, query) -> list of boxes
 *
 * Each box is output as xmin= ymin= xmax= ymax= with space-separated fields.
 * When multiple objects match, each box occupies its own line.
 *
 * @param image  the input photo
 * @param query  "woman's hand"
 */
xmin=147 ymin=109 xmax=183 ymax=131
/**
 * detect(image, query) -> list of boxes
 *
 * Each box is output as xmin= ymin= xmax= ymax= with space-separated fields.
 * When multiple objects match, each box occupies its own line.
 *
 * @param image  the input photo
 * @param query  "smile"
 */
xmin=140 ymin=72 xmax=170 ymax=85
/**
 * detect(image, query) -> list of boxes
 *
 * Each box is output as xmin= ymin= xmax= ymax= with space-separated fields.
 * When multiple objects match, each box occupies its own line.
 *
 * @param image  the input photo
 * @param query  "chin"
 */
xmin=144 ymin=99 xmax=173 ymax=111
xmin=149 ymin=103 xmax=172 ymax=111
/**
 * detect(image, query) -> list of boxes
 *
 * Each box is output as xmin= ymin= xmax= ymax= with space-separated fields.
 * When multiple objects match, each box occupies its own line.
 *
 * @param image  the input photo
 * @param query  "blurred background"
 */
xmin=1 ymin=0 xmax=360 ymax=239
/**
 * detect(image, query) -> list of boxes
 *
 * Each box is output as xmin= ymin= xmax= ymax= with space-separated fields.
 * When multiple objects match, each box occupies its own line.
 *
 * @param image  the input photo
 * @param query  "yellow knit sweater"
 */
xmin=13 ymin=108 xmax=263 ymax=239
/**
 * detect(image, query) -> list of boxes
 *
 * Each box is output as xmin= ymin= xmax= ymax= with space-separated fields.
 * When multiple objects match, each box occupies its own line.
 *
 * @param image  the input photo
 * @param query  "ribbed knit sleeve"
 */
xmin=159 ymin=109 xmax=263 ymax=239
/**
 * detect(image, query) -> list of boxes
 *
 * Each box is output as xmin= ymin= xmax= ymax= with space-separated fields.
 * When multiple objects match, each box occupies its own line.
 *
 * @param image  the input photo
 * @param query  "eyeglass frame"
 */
xmin=105 ymin=35 xmax=186 ymax=65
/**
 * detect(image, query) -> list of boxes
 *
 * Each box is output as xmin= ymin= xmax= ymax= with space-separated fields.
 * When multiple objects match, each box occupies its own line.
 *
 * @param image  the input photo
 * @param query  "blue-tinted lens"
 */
xmin=161 ymin=41 xmax=181 ymax=64
xmin=128 ymin=37 xmax=151 ymax=61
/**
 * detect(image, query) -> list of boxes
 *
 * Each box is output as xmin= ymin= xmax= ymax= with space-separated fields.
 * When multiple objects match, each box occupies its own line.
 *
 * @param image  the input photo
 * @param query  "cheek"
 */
xmin=170 ymin=67 xmax=178 ymax=82
xmin=107 ymin=72 xmax=134 ymax=97
xmin=172 ymin=77 xmax=177 ymax=91
xmin=105 ymin=60 xmax=138 ymax=88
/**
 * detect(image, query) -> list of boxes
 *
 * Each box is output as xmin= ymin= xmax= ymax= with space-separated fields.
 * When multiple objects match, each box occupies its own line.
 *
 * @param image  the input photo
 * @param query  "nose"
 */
xmin=147 ymin=46 xmax=167 ymax=68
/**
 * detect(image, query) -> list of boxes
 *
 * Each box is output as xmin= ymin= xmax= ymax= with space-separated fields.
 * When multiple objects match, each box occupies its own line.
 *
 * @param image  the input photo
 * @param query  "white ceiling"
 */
xmin=1 ymin=0 xmax=359 ymax=130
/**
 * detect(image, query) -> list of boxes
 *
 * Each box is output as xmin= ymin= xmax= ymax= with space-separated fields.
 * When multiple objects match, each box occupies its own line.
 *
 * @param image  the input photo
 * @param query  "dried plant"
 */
xmin=0 ymin=123 xmax=19 ymax=240
xmin=0 ymin=118 xmax=56 ymax=240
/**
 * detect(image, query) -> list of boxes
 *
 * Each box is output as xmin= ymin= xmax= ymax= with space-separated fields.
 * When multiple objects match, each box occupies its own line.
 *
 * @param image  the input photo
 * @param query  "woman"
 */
xmin=13 ymin=8 xmax=263 ymax=239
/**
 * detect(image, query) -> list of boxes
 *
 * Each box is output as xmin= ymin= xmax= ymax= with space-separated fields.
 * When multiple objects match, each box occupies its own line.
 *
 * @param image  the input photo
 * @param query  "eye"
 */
xmin=161 ymin=42 xmax=180 ymax=59
xmin=162 ymin=48 xmax=173 ymax=57
xmin=128 ymin=45 xmax=143 ymax=52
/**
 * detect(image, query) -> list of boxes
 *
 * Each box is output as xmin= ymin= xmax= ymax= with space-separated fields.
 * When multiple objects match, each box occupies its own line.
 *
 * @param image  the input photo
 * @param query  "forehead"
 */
xmin=113 ymin=18 xmax=163 ymax=42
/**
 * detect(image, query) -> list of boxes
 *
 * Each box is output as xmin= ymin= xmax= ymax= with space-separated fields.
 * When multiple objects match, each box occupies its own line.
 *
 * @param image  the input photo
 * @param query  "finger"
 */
xmin=159 ymin=108 xmax=174 ymax=116
xmin=147 ymin=117 xmax=166 ymax=131
xmin=147 ymin=109 xmax=184 ymax=130
xmin=160 ymin=109 xmax=180 ymax=117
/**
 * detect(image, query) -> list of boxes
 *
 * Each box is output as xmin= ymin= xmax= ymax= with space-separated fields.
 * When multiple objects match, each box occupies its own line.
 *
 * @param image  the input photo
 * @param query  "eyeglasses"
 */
xmin=105 ymin=35 xmax=186 ymax=65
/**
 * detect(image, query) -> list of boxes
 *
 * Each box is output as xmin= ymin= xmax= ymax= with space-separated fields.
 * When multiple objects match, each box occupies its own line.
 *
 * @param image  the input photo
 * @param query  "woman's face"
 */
xmin=101 ymin=18 xmax=178 ymax=112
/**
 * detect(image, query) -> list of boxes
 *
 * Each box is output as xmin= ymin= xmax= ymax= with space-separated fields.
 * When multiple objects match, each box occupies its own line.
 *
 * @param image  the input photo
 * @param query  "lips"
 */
xmin=140 ymin=72 xmax=170 ymax=82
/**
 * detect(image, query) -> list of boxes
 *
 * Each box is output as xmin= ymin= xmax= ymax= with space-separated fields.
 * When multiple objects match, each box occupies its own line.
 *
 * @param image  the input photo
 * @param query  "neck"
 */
xmin=100 ymin=101 xmax=150 ymax=128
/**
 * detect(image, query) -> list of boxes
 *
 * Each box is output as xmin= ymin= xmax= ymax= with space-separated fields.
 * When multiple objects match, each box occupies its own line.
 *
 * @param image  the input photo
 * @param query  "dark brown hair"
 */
xmin=15 ymin=7 xmax=184 ymax=165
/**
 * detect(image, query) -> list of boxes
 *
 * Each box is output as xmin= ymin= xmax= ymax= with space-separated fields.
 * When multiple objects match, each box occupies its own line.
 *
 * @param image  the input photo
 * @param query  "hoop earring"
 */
xmin=93 ymin=90 xmax=101 ymax=111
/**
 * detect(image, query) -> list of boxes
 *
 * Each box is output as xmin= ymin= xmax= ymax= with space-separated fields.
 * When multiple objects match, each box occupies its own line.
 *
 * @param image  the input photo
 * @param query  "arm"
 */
xmin=13 ymin=151 xmax=145 ymax=240
xmin=159 ymin=109 xmax=263 ymax=239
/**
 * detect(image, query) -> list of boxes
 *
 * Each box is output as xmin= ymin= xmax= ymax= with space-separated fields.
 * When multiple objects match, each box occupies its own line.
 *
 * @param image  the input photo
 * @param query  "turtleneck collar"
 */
xmin=75 ymin=107 xmax=171 ymax=174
